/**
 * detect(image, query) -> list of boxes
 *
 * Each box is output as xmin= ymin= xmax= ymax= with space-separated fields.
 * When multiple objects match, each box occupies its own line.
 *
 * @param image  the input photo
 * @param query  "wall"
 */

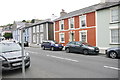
xmin=96 ymin=7 xmax=120 ymax=49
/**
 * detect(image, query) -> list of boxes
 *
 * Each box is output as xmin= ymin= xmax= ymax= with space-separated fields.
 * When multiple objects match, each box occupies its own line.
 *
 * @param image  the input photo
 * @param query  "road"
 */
xmin=2 ymin=47 xmax=119 ymax=78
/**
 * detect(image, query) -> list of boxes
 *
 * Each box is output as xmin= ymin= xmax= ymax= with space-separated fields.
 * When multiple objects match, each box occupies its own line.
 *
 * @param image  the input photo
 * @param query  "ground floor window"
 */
xmin=80 ymin=30 xmax=87 ymax=42
xmin=59 ymin=33 xmax=65 ymax=43
xmin=110 ymin=29 xmax=120 ymax=44
xmin=33 ymin=34 xmax=36 ymax=43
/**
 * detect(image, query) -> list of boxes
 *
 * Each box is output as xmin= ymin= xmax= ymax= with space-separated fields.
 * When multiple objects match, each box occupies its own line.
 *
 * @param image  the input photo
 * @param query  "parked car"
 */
xmin=41 ymin=40 xmax=63 ymax=51
xmin=19 ymin=41 xmax=29 ymax=47
xmin=106 ymin=47 xmax=120 ymax=59
xmin=65 ymin=41 xmax=99 ymax=55
xmin=0 ymin=41 xmax=30 ymax=71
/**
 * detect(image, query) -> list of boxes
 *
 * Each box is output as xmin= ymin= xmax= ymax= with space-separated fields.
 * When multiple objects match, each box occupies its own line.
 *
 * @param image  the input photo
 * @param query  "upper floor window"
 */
xmin=33 ymin=26 xmax=36 ymax=33
xmin=40 ymin=24 xmax=44 ymax=32
xmin=59 ymin=20 xmax=64 ymax=30
xmin=69 ymin=18 xmax=74 ymax=29
xmin=110 ymin=7 xmax=118 ymax=23
xmin=80 ymin=15 xmax=86 ymax=28
xmin=36 ymin=25 xmax=39 ymax=33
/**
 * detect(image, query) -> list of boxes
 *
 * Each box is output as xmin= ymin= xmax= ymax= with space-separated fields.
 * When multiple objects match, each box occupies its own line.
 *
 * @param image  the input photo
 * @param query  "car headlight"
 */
xmin=55 ymin=44 xmax=59 ymax=46
xmin=88 ymin=47 xmax=95 ymax=50
xmin=0 ymin=56 xmax=5 ymax=61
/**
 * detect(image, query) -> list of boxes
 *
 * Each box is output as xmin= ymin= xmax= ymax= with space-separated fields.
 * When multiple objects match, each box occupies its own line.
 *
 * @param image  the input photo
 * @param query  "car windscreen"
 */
xmin=0 ymin=43 xmax=21 ymax=53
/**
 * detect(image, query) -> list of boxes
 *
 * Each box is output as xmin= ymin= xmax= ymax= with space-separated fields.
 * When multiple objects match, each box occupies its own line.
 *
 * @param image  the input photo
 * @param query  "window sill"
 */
xmin=60 ymin=41 xmax=65 ymax=43
xmin=110 ymin=21 xmax=120 ymax=24
xmin=109 ymin=43 xmax=120 ymax=45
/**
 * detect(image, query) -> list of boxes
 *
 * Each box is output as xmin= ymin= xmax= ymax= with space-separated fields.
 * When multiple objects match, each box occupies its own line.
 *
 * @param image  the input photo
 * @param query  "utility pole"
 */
xmin=21 ymin=28 xmax=25 ymax=78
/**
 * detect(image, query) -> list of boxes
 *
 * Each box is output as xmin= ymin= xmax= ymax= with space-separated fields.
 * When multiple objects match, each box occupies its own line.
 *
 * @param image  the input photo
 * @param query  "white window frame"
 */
xmin=69 ymin=17 xmax=74 ymax=29
xmin=40 ymin=24 xmax=44 ymax=32
xmin=110 ymin=7 xmax=119 ymax=23
xmin=110 ymin=29 xmax=120 ymax=44
xmin=59 ymin=20 xmax=64 ymax=31
xmin=79 ymin=30 xmax=87 ymax=43
xmin=79 ymin=15 xmax=87 ymax=28
xmin=59 ymin=33 xmax=65 ymax=43
xmin=33 ymin=26 xmax=36 ymax=33
xmin=33 ymin=34 xmax=36 ymax=43
xmin=36 ymin=25 xmax=39 ymax=33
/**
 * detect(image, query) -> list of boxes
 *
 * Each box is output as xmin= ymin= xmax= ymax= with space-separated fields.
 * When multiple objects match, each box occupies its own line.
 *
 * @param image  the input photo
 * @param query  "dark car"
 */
xmin=41 ymin=40 xmax=63 ymax=51
xmin=0 ymin=41 xmax=30 ymax=71
xmin=106 ymin=47 xmax=120 ymax=59
xmin=19 ymin=41 xmax=29 ymax=47
xmin=65 ymin=41 xmax=99 ymax=55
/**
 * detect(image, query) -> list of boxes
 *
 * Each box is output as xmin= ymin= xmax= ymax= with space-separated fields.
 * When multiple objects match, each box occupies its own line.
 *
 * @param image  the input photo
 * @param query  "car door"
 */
xmin=45 ymin=42 xmax=51 ymax=48
xmin=73 ymin=42 xmax=82 ymax=52
xmin=68 ymin=42 xmax=76 ymax=52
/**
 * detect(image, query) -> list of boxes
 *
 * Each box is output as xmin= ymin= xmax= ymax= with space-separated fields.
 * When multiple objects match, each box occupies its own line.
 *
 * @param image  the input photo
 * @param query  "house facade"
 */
xmin=12 ymin=21 xmax=27 ymax=43
xmin=27 ymin=19 xmax=54 ymax=45
xmin=96 ymin=2 xmax=120 ymax=50
xmin=54 ymin=7 xmax=97 ymax=46
xmin=54 ymin=1 xmax=120 ymax=53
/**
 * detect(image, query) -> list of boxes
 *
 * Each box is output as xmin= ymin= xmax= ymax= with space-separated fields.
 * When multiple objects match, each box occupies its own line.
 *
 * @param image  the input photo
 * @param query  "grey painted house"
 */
xmin=27 ymin=19 xmax=54 ymax=45
xmin=96 ymin=1 xmax=120 ymax=52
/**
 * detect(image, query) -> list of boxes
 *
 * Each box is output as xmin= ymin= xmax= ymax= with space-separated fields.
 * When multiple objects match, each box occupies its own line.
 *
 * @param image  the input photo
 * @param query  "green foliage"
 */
xmin=22 ymin=20 xmax=26 ymax=22
xmin=3 ymin=33 xmax=13 ymax=39
xmin=31 ymin=19 xmax=35 ymax=23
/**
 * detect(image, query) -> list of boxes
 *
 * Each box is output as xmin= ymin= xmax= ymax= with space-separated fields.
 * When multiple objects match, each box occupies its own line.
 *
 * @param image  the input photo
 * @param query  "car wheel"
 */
xmin=109 ymin=51 xmax=117 ymax=59
xmin=83 ymin=50 xmax=89 ymax=55
xmin=42 ymin=46 xmax=45 ymax=50
xmin=66 ymin=48 xmax=70 ymax=53
xmin=51 ymin=47 xmax=55 ymax=51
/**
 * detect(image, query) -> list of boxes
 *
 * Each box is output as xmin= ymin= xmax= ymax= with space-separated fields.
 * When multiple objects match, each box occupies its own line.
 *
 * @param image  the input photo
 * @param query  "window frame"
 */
xmin=110 ymin=29 xmax=120 ymax=44
xmin=79 ymin=15 xmax=87 ymax=28
xmin=59 ymin=33 xmax=65 ymax=43
xmin=79 ymin=30 xmax=87 ymax=43
xmin=69 ymin=17 xmax=74 ymax=29
xmin=110 ymin=7 xmax=119 ymax=23
xmin=59 ymin=20 xmax=64 ymax=31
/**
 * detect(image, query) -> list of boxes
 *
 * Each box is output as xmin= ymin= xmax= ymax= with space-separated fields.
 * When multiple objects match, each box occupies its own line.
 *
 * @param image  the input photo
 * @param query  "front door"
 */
xmin=70 ymin=32 xmax=74 ymax=41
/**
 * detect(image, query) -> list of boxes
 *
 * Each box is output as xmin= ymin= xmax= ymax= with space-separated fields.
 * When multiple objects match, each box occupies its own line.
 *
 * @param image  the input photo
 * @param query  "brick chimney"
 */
xmin=101 ymin=0 xmax=120 ymax=3
xmin=60 ymin=9 xmax=67 ymax=17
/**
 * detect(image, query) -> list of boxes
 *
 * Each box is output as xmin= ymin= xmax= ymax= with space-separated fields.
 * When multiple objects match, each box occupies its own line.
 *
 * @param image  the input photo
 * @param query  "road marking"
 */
xmin=25 ymin=50 xmax=39 ymax=54
xmin=46 ymin=55 xmax=79 ymax=63
xmin=104 ymin=66 xmax=120 ymax=70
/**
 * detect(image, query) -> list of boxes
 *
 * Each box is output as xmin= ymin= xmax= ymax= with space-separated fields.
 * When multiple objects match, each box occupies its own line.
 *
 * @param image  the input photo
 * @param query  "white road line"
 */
xmin=46 ymin=55 xmax=79 ymax=63
xmin=104 ymin=66 xmax=120 ymax=70
xmin=25 ymin=50 xmax=39 ymax=54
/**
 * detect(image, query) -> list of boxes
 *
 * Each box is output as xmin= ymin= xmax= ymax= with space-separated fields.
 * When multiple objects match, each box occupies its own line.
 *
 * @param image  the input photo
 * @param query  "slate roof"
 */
xmin=54 ymin=2 xmax=120 ymax=21
xmin=26 ymin=19 xmax=53 ymax=28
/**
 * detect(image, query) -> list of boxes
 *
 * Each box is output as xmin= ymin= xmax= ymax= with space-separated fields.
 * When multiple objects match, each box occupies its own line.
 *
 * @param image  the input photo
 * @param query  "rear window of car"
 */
xmin=0 ymin=43 xmax=21 ymax=53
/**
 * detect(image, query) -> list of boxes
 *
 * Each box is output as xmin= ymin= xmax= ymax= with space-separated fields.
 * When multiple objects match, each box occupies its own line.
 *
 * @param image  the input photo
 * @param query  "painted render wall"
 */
xmin=96 ymin=7 xmax=120 ymax=49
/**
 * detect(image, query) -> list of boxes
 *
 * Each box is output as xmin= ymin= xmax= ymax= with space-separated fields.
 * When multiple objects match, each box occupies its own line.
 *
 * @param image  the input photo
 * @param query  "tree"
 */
xmin=3 ymin=33 xmax=13 ymax=39
xmin=31 ymin=19 xmax=35 ymax=23
xmin=22 ymin=20 xmax=26 ymax=22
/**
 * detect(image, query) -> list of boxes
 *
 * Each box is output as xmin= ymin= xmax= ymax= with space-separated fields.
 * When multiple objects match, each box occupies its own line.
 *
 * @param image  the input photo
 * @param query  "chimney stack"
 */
xmin=101 ymin=0 xmax=120 ymax=3
xmin=60 ymin=9 xmax=67 ymax=17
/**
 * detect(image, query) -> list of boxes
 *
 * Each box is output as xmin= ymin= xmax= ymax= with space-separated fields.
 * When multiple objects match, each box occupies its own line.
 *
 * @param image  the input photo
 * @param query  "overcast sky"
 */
xmin=0 ymin=0 xmax=100 ymax=26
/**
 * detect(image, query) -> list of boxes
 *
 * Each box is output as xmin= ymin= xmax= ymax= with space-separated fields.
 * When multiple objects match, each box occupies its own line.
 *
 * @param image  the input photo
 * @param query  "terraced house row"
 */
xmin=54 ymin=0 xmax=120 ymax=52
xmin=10 ymin=0 xmax=120 ymax=53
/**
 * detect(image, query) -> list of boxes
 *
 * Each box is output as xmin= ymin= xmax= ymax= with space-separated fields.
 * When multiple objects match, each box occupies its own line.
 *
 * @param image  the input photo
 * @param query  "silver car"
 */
xmin=0 ymin=41 xmax=30 ymax=71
